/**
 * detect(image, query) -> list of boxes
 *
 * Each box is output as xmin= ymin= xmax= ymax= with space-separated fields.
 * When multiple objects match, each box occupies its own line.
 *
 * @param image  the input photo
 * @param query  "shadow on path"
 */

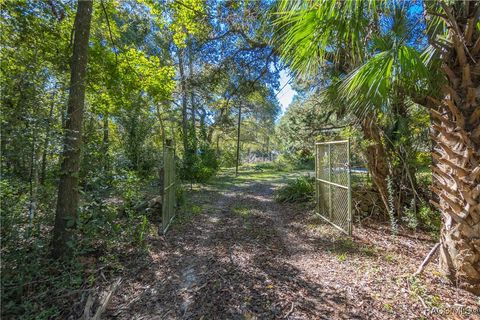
xmin=106 ymin=170 xmax=477 ymax=319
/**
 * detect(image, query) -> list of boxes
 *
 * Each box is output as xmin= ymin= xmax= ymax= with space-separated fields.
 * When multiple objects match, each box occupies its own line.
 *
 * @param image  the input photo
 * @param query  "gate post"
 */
xmin=328 ymin=143 xmax=332 ymax=220
xmin=315 ymin=143 xmax=318 ymax=214
xmin=347 ymin=138 xmax=352 ymax=236
xmin=162 ymin=139 xmax=176 ymax=234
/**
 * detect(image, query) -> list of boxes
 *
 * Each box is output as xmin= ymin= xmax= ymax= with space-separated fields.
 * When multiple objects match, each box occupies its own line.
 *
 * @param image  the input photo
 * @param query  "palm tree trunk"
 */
xmin=51 ymin=0 xmax=93 ymax=258
xmin=429 ymin=2 xmax=480 ymax=294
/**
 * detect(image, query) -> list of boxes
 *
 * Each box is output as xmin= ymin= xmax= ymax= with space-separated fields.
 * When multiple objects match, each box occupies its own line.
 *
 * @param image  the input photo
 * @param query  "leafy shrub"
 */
xmin=180 ymin=147 xmax=219 ymax=183
xmin=401 ymin=199 xmax=440 ymax=233
xmin=418 ymin=202 xmax=441 ymax=232
xmin=218 ymin=146 xmax=237 ymax=168
xmin=114 ymin=170 xmax=142 ymax=210
xmin=0 ymin=178 xmax=29 ymax=244
xmin=293 ymin=156 xmax=314 ymax=170
xmin=273 ymin=154 xmax=294 ymax=171
xmin=275 ymin=176 xmax=314 ymax=203
xmin=415 ymin=151 xmax=431 ymax=167
xmin=252 ymin=162 xmax=275 ymax=171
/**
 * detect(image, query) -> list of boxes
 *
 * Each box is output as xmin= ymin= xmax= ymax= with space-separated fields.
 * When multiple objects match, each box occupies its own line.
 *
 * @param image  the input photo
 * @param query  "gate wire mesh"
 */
xmin=315 ymin=140 xmax=352 ymax=235
xmin=162 ymin=144 xmax=176 ymax=234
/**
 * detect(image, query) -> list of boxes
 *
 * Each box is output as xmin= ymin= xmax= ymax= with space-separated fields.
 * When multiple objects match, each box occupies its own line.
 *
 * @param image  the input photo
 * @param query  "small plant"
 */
xmin=402 ymin=198 xmax=419 ymax=230
xmin=360 ymin=245 xmax=377 ymax=256
xmin=384 ymin=303 xmax=394 ymax=312
xmin=274 ymin=176 xmax=314 ymax=203
xmin=418 ymin=202 xmax=441 ymax=232
xmin=384 ymin=253 xmax=396 ymax=263
xmin=191 ymin=204 xmax=202 ymax=215
xmin=336 ymin=252 xmax=347 ymax=262
xmin=233 ymin=205 xmax=251 ymax=218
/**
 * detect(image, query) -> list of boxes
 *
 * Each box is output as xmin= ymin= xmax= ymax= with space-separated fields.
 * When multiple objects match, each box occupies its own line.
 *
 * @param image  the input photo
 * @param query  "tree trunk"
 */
xmin=385 ymin=101 xmax=421 ymax=214
xmin=40 ymin=92 xmax=56 ymax=185
xmin=102 ymin=113 xmax=109 ymax=171
xmin=178 ymin=47 xmax=189 ymax=157
xmin=360 ymin=118 xmax=391 ymax=214
xmin=235 ymin=104 xmax=242 ymax=176
xmin=198 ymin=106 xmax=208 ymax=143
xmin=51 ymin=0 xmax=93 ymax=258
xmin=188 ymin=43 xmax=197 ymax=153
xmin=28 ymin=121 xmax=38 ymax=237
xmin=429 ymin=2 xmax=480 ymax=294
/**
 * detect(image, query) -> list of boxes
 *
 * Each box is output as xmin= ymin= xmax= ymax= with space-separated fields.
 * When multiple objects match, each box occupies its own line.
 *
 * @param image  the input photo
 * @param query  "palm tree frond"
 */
xmin=274 ymin=0 xmax=385 ymax=78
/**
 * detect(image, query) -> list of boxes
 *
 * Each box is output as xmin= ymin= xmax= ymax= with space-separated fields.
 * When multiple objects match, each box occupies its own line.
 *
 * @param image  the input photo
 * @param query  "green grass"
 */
xmin=336 ymin=252 xmax=348 ymax=262
xmin=232 ymin=205 xmax=251 ymax=218
xmin=207 ymin=164 xmax=311 ymax=191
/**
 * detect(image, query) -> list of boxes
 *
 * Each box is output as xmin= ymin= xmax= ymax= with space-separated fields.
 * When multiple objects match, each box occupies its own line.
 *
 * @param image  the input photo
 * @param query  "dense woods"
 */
xmin=1 ymin=0 xmax=479 ymax=318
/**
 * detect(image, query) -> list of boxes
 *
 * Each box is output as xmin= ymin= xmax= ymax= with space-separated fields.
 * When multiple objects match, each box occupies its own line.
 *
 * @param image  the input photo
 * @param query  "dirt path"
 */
xmin=107 ymin=170 xmax=478 ymax=320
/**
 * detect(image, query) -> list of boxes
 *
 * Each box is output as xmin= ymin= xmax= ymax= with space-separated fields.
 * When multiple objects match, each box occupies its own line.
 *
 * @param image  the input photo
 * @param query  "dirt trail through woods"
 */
xmin=107 ymin=171 xmax=478 ymax=320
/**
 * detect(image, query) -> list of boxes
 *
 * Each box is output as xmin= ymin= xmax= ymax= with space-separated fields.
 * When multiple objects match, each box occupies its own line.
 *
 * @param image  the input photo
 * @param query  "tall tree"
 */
xmin=426 ymin=1 xmax=480 ymax=295
xmin=276 ymin=0 xmax=480 ymax=293
xmin=52 ymin=0 xmax=93 ymax=258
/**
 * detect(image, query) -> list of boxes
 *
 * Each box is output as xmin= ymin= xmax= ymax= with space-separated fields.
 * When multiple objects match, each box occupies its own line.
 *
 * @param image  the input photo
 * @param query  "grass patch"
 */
xmin=360 ymin=245 xmax=377 ymax=256
xmin=232 ymin=205 xmax=251 ymax=218
xmin=336 ymin=252 xmax=348 ymax=262
xmin=336 ymin=238 xmax=356 ymax=251
xmin=384 ymin=253 xmax=396 ymax=263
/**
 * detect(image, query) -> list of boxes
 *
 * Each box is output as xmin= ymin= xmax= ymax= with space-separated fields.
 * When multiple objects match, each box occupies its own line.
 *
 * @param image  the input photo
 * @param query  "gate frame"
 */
xmin=314 ymin=139 xmax=352 ymax=235
xmin=162 ymin=139 xmax=176 ymax=234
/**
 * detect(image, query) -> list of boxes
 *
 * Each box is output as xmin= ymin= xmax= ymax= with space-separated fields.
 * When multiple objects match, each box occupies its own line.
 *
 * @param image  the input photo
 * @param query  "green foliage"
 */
xmin=275 ymin=176 xmax=314 ymax=203
xmin=176 ymin=184 xmax=186 ymax=207
xmin=338 ymin=45 xmax=441 ymax=116
xmin=402 ymin=199 xmax=419 ymax=230
xmin=169 ymin=0 xmax=208 ymax=46
xmin=114 ymin=170 xmax=143 ymax=210
xmin=233 ymin=205 xmax=251 ymax=218
xmin=1 ymin=246 xmax=84 ymax=319
xmin=275 ymin=0 xmax=374 ymax=76
xmin=258 ymin=160 xmax=292 ymax=172
xmin=218 ymin=145 xmax=237 ymax=168
xmin=415 ymin=152 xmax=431 ymax=168
xmin=0 ymin=179 xmax=29 ymax=243
xmin=180 ymin=146 xmax=219 ymax=183
xmin=418 ymin=203 xmax=441 ymax=233
xmin=401 ymin=199 xmax=440 ymax=233
xmin=276 ymin=99 xmax=340 ymax=164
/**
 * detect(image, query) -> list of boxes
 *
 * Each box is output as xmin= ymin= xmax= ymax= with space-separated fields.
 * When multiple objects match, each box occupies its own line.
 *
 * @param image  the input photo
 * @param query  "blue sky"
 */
xmin=276 ymin=70 xmax=295 ymax=115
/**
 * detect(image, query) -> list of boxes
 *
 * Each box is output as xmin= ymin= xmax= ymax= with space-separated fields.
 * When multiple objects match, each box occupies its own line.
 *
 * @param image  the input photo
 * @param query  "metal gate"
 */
xmin=162 ymin=141 xmax=176 ymax=234
xmin=315 ymin=140 xmax=352 ymax=235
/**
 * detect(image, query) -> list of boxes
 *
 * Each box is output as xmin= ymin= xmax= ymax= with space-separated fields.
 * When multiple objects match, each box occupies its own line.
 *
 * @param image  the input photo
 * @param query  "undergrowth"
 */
xmin=274 ymin=176 xmax=314 ymax=203
xmin=1 ymin=171 xmax=164 ymax=319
